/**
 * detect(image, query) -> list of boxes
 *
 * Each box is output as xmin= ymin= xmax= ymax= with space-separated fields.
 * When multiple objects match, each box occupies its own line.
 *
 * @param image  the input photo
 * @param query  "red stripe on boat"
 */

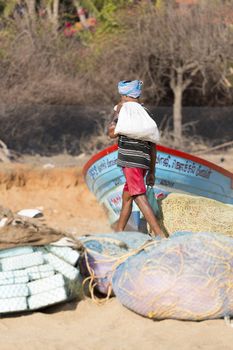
xmin=83 ymin=144 xmax=233 ymax=185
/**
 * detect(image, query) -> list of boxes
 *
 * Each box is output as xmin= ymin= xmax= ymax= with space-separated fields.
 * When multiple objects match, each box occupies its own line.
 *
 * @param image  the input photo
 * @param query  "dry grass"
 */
xmin=158 ymin=118 xmax=212 ymax=153
xmin=0 ymin=4 xmax=232 ymax=157
xmin=78 ymin=117 xmax=211 ymax=156
xmin=79 ymin=120 xmax=115 ymax=155
xmin=0 ymin=21 xmax=87 ymax=106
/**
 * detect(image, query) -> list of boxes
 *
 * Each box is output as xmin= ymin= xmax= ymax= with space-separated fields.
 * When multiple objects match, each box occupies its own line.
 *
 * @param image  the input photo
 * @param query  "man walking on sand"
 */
xmin=108 ymin=80 xmax=166 ymax=238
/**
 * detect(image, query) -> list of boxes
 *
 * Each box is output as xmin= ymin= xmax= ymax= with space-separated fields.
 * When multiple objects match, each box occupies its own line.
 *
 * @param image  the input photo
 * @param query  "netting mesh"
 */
xmin=112 ymin=232 xmax=233 ymax=321
xmin=79 ymin=232 xmax=151 ymax=295
xmin=160 ymin=194 xmax=233 ymax=236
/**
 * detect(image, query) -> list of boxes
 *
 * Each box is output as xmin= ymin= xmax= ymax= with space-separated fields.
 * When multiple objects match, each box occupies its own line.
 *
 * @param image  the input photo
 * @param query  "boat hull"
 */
xmin=83 ymin=145 xmax=233 ymax=229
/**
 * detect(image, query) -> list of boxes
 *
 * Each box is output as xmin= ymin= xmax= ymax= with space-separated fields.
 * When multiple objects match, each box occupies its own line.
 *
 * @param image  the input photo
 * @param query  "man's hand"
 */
xmin=146 ymin=172 xmax=155 ymax=186
xmin=108 ymin=122 xmax=118 ymax=139
xmin=107 ymin=101 xmax=123 ymax=139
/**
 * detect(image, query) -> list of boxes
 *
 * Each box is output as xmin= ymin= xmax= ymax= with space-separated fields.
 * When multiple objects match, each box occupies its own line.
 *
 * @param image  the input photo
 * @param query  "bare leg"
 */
xmin=134 ymin=194 xmax=165 ymax=238
xmin=116 ymin=191 xmax=133 ymax=231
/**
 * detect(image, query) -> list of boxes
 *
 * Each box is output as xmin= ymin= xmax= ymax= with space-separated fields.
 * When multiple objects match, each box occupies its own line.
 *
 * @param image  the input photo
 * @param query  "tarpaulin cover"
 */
xmin=0 ymin=206 xmax=83 ymax=250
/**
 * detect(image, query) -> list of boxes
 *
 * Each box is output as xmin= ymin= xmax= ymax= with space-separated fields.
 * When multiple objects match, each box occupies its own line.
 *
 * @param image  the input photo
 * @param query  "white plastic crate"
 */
xmin=27 ymin=273 xmax=65 ymax=295
xmin=33 ymin=247 xmax=47 ymax=253
xmin=45 ymin=246 xmax=80 ymax=266
xmin=0 ymin=283 xmax=29 ymax=298
xmin=44 ymin=253 xmax=80 ymax=280
xmin=0 ymin=270 xmax=28 ymax=280
xmin=28 ymin=271 xmax=54 ymax=281
xmin=1 ymin=252 xmax=44 ymax=271
xmin=0 ymin=246 xmax=34 ymax=259
xmin=0 ymin=275 xmax=29 ymax=285
xmin=14 ymin=270 xmax=29 ymax=277
xmin=26 ymin=264 xmax=55 ymax=281
xmin=28 ymin=286 xmax=68 ymax=310
xmin=0 ymin=297 xmax=28 ymax=313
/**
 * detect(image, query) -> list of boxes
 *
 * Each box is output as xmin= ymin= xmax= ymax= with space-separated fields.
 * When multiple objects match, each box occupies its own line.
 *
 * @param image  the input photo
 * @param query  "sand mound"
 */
xmin=0 ymin=165 xmax=111 ymax=236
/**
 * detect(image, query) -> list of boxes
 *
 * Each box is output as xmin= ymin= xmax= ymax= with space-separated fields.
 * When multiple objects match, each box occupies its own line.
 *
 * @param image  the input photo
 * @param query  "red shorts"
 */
xmin=122 ymin=167 xmax=147 ymax=196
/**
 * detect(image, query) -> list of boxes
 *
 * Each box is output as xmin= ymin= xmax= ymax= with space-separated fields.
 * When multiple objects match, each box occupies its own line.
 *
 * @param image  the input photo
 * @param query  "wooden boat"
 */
xmin=83 ymin=144 xmax=233 ymax=230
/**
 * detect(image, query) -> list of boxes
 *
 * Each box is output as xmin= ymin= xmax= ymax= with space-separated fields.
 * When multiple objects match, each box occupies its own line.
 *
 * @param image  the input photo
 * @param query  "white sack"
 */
xmin=114 ymin=102 xmax=160 ymax=143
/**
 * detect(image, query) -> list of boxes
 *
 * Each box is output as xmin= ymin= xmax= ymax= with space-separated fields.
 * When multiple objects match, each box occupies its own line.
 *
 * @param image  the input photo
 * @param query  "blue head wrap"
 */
xmin=118 ymin=80 xmax=143 ymax=98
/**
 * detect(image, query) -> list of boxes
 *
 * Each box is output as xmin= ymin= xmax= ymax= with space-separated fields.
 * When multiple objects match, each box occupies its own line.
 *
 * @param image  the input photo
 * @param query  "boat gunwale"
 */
xmin=83 ymin=144 xmax=233 ymax=185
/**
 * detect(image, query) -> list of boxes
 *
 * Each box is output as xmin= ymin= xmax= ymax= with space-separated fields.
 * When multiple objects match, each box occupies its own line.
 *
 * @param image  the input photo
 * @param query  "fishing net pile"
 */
xmin=160 ymin=193 xmax=233 ymax=236
xmin=112 ymin=231 xmax=233 ymax=321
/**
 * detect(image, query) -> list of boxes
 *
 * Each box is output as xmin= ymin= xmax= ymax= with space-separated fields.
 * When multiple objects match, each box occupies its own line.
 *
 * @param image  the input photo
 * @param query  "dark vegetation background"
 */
xmin=0 ymin=105 xmax=232 ymax=155
xmin=0 ymin=0 xmax=232 ymax=156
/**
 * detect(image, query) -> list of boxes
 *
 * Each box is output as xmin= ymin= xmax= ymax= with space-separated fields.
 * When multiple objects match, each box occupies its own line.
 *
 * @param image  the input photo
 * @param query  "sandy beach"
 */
xmin=0 ymin=152 xmax=233 ymax=350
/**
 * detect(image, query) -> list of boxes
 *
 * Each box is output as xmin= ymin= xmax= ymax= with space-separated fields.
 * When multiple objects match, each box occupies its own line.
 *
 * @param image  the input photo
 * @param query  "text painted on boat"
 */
xmin=87 ymin=152 xmax=212 ymax=181
xmin=156 ymin=154 xmax=212 ymax=179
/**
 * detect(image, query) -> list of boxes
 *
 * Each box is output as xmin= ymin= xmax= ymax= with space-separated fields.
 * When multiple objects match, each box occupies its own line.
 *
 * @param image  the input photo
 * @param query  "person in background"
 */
xmin=108 ymin=80 xmax=166 ymax=238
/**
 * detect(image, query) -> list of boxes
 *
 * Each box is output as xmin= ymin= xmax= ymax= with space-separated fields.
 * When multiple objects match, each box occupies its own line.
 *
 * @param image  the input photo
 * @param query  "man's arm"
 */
xmin=146 ymin=143 xmax=156 ymax=186
xmin=107 ymin=110 xmax=118 ymax=139
xmin=107 ymin=102 xmax=123 ymax=139
xmin=108 ymin=121 xmax=118 ymax=139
